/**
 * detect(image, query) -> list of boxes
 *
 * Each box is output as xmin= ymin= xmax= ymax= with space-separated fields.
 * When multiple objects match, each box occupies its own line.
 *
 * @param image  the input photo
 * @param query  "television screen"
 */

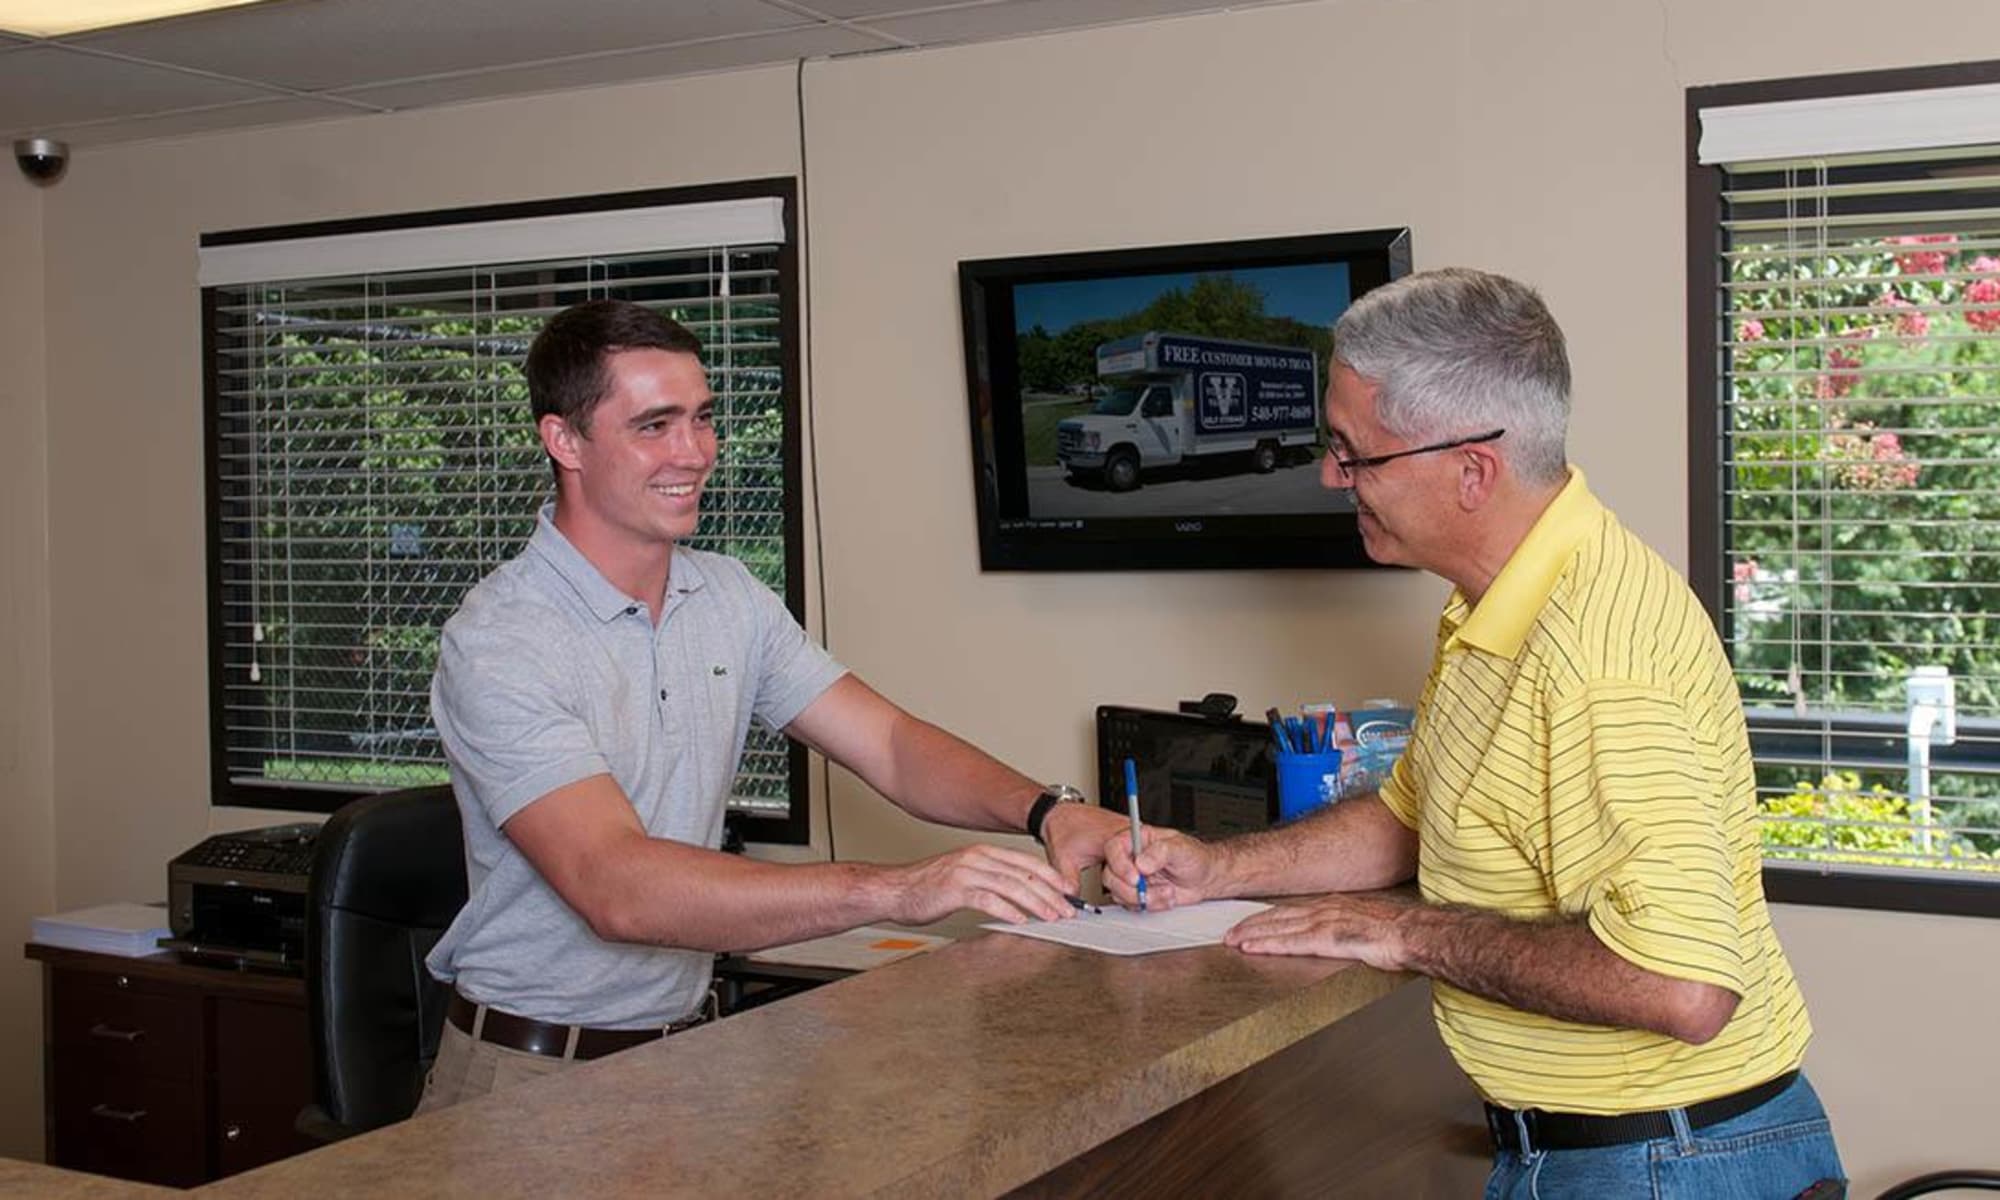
xmin=960 ymin=227 xmax=1410 ymax=570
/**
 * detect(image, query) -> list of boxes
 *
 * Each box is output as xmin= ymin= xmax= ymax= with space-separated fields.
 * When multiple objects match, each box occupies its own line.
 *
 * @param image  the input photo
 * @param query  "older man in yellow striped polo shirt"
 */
xmin=1104 ymin=268 xmax=1845 ymax=1199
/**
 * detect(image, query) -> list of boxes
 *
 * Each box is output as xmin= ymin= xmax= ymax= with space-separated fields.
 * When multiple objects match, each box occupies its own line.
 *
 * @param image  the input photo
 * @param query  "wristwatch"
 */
xmin=1025 ymin=784 xmax=1086 ymax=845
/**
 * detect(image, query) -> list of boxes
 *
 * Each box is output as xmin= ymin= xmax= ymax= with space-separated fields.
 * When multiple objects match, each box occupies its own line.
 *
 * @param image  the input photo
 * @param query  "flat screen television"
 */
xmin=959 ymin=227 xmax=1411 ymax=571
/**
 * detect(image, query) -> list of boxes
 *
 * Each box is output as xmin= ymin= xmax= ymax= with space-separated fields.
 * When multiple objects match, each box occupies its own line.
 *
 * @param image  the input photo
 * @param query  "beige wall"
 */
xmin=9 ymin=0 xmax=2000 ymax=1188
xmin=1775 ymin=904 xmax=1999 ymax=1190
xmin=1 ymin=162 xmax=56 ymax=1161
xmin=40 ymin=67 xmax=805 ymax=903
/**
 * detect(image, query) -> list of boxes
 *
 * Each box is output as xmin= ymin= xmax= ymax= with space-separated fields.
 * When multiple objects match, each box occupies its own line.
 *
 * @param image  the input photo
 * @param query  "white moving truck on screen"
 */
xmin=1054 ymin=332 xmax=1320 ymax=491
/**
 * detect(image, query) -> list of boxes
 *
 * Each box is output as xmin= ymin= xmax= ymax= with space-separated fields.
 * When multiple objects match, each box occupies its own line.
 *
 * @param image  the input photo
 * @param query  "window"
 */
xmin=1690 ymin=68 xmax=2000 ymax=914
xmin=201 ymin=180 xmax=810 ymax=843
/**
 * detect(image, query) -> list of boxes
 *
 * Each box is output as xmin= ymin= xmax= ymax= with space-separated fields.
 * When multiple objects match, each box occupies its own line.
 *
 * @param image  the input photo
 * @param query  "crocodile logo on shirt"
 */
xmin=712 ymin=665 xmax=729 ymax=676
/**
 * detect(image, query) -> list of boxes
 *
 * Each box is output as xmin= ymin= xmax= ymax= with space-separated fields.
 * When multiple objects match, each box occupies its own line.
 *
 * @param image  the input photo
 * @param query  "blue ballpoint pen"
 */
xmin=1123 ymin=757 xmax=1148 ymax=912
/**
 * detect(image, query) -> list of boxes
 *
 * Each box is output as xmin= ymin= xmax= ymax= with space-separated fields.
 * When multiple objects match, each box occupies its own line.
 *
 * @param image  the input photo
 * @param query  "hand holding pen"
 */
xmin=1103 ymin=762 xmax=1223 ymax=913
xmin=1100 ymin=819 xmax=1219 ymax=912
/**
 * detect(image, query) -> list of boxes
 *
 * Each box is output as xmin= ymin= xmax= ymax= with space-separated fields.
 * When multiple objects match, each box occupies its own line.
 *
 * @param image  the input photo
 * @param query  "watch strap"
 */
xmin=1025 ymin=786 xmax=1080 ymax=845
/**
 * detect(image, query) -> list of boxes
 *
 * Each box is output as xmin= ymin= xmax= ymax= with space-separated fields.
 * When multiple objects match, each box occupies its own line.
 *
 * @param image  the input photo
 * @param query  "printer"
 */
xmin=165 ymin=823 xmax=319 ymax=970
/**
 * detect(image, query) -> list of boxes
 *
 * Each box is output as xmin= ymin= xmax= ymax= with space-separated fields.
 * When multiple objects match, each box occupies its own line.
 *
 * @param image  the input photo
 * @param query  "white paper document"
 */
xmin=984 ymin=899 xmax=1271 ymax=957
xmin=31 ymin=902 xmax=171 ymax=958
xmin=747 ymin=925 xmax=949 ymax=971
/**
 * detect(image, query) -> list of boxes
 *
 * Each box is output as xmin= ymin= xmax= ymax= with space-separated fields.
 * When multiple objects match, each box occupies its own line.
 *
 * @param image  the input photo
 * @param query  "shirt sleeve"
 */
xmin=1376 ymin=743 xmax=1421 ymax=830
xmin=431 ymin=612 xmax=612 ymax=829
xmin=1544 ymin=680 xmax=1748 ymax=995
xmin=741 ymin=570 xmax=846 ymax=732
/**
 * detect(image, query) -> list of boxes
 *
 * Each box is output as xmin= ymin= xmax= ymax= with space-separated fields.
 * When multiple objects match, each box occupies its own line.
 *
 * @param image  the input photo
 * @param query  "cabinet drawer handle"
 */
xmin=90 ymin=1104 xmax=148 ymax=1123
xmin=88 ymin=1023 xmax=144 ymax=1043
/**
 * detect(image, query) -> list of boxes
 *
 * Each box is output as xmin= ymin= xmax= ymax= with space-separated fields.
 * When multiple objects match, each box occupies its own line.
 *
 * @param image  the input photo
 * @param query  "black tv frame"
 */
xmin=959 ymin=227 xmax=1411 ymax=572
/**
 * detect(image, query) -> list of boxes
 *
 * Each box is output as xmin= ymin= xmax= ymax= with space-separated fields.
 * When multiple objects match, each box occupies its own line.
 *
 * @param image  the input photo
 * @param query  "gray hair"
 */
xmin=1332 ymin=268 xmax=1570 ymax=486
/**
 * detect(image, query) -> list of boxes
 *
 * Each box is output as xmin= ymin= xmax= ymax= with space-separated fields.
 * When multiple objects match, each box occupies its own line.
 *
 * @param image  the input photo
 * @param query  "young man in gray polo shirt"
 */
xmin=419 ymin=300 xmax=1125 ymax=1110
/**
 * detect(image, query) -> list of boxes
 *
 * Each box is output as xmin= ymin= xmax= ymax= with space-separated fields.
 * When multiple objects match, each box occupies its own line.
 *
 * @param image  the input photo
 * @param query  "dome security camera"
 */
xmin=14 ymin=138 xmax=68 ymax=184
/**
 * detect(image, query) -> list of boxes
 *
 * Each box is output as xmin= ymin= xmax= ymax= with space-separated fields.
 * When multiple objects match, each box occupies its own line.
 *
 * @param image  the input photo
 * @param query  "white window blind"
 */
xmin=1699 ymin=81 xmax=2000 ymax=165
xmin=1707 ymin=139 xmax=2000 ymax=878
xmin=204 ymin=194 xmax=799 ymax=820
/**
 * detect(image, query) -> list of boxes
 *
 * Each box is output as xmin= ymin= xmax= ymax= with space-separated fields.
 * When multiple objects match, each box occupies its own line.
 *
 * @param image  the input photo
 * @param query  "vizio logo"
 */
xmin=1175 ymin=520 xmax=1204 ymax=533
xmin=1199 ymin=373 xmax=1248 ymax=428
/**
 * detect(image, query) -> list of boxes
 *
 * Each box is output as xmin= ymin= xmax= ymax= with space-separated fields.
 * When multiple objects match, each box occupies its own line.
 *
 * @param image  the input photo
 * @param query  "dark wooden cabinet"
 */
xmin=28 ymin=944 xmax=317 ymax=1187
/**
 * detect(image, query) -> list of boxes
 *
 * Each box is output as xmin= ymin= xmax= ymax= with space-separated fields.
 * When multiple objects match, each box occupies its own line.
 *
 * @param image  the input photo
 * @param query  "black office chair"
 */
xmin=1877 ymin=1171 xmax=2000 ymax=1199
xmin=297 ymin=784 xmax=467 ymax=1141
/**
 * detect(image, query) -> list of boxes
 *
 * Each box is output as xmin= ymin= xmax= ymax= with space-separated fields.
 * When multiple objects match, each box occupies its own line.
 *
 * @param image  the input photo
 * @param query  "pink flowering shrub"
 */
xmin=1824 ymin=416 xmax=1921 ymax=490
xmin=1739 ymin=318 xmax=1766 ymax=343
xmin=1887 ymin=233 xmax=1956 ymax=275
xmin=1965 ymin=255 xmax=2000 ymax=333
xmin=1732 ymin=558 xmax=1759 ymax=605
xmin=1815 ymin=328 xmax=1873 ymax=399
xmin=1874 ymin=290 xmax=1930 ymax=338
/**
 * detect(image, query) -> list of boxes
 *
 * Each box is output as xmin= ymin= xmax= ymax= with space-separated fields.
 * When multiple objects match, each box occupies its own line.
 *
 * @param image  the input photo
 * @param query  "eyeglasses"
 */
xmin=1329 ymin=428 xmax=1506 ymax=475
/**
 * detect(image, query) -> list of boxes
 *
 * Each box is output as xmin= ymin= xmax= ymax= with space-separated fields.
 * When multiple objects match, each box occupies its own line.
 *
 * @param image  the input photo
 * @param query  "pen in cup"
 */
xmin=1265 ymin=707 xmax=1294 ymax=753
xmin=1123 ymin=757 xmax=1148 ymax=912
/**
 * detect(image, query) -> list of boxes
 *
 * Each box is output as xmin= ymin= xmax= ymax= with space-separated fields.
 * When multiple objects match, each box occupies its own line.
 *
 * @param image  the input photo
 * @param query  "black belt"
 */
xmin=446 ymin=988 xmax=709 ymax=1062
xmin=1486 ymin=1070 xmax=1799 ymax=1153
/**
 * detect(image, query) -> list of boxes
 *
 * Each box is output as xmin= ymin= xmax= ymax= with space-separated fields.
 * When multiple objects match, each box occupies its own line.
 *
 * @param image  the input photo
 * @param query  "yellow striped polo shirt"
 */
xmin=1378 ymin=468 xmax=1811 ymax=1114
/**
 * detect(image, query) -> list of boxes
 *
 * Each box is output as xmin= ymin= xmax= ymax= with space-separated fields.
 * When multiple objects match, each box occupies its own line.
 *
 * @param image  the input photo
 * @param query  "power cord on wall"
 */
xmin=795 ymin=56 xmax=837 ymax=865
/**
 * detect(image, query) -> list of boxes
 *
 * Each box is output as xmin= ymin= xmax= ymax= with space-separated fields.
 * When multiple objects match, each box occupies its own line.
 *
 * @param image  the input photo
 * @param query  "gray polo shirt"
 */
xmin=425 ymin=505 xmax=845 ymax=1028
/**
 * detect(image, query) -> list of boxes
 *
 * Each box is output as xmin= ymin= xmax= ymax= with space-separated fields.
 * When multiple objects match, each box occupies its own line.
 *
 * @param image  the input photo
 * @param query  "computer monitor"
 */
xmin=1095 ymin=705 xmax=1276 ymax=839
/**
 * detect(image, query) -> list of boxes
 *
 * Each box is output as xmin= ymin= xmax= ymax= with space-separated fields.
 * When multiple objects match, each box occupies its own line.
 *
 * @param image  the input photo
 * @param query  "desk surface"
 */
xmin=0 ymin=1156 xmax=180 ymax=1198
xmin=24 ymin=944 xmax=303 ymax=1002
xmin=180 ymin=923 xmax=1414 ymax=1199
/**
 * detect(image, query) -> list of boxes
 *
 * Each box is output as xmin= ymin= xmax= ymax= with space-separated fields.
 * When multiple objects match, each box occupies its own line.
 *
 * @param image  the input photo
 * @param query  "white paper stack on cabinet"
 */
xmin=30 ymin=903 xmax=171 ymax=957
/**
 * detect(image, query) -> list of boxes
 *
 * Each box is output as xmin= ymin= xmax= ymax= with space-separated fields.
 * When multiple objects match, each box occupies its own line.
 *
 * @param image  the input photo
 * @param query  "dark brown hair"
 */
xmin=525 ymin=299 xmax=704 ymax=436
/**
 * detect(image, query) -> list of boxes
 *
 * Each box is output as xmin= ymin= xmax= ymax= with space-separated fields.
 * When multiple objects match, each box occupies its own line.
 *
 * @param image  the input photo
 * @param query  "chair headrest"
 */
xmin=309 ymin=785 xmax=466 ymax=925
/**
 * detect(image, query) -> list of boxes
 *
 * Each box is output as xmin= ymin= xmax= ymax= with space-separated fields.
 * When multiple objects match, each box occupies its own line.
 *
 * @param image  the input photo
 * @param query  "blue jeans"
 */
xmin=1483 ymin=1073 xmax=1845 ymax=1200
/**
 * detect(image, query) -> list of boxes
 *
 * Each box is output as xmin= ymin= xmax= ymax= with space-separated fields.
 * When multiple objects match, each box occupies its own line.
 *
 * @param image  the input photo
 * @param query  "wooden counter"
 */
xmin=0 ymin=1157 xmax=177 ymax=1199
xmin=178 ymin=927 xmax=1488 ymax=1198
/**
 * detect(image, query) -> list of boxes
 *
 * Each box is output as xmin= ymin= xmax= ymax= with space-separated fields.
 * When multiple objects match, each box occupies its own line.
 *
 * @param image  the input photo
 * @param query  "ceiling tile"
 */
xmin=0 ymin=44 xmax=278 ymax=133
xmin=763 ymin=0 xmax=947 ymax=18
xmin=17 ymin=95 xmax=371 ymax=149
xmin=329 ymin=23 xmax=892 ymax=110
xmin=857 ymin=0 xmax=1283 ymax=46
xmin=72 ymin=0 xmax=818 ymax=92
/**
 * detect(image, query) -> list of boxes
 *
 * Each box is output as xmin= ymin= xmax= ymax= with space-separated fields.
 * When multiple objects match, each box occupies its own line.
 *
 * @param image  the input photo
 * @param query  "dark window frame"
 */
xmin=1687 ymin=62 xmax=2000 ymax=917
xmin=201 ymin=177 xmax=813 ymax=846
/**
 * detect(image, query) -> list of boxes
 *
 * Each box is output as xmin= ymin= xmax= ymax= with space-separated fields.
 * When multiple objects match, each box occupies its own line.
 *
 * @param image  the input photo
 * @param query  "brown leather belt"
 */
xmin=446 ymin=988 xmax=708 ymax=1062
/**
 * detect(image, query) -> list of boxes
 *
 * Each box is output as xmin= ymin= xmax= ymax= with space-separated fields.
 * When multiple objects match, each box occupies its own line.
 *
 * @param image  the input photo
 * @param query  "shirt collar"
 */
xmin=526 ymin=503 xmax=708 ymax=624
xmin=1448 ymin=467 xmax=1599 ymax=660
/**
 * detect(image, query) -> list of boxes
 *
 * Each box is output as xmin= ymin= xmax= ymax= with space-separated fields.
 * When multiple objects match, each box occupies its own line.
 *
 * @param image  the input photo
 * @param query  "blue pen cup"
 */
xmin=1275 ymin=749 xmax=1343 ymax=822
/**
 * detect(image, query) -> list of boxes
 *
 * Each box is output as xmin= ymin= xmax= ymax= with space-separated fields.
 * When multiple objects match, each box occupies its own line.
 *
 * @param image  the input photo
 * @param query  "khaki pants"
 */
xmin=415 ymin=1018 xmax=576 ymax=1114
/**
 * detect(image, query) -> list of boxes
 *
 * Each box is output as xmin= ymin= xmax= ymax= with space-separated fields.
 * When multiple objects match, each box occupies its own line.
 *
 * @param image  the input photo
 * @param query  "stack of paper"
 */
xmin=985 ymin=899 xmax=1272 ymax=956
xmin=31 ymin=903 xmax=171 ymax=957
xmin=747 ymin=925 xmax=948 ymax=971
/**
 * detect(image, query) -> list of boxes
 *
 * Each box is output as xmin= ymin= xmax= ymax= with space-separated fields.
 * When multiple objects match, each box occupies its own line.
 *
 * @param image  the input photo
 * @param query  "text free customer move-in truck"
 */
xmin=1054 ymin=332 xmax=1320 ymax=492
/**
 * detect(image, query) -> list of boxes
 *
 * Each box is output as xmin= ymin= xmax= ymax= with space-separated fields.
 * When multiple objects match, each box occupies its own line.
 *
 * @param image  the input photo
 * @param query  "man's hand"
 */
xmin=1101 ymin=824 xmax=1227 ymax=911
xmin=1037 ymin=802 xmax=1127 ymax=892
xmin=881 ymin=843 xmax=1075 ymax=926
xmin=1221 ymin=891 xmax=1424 ymax=971
xmin=1222 ymin=892 xmax=1743 ymax=1043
